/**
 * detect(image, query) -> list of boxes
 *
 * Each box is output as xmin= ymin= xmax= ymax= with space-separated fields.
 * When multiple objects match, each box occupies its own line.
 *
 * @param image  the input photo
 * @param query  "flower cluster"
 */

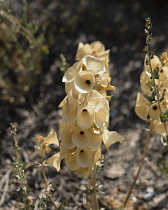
xmin=46 ymin=41 xmax=123 ymax=178
xmin=135 ymin=53 xmax=168 ymax=142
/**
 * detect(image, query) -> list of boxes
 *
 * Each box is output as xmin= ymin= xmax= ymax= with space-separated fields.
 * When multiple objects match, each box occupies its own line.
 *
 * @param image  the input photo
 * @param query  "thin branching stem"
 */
xmin=41 ymin=155 xmax=58 ymax=209
xmin=123 ymin=120 xmax=153 ymax=207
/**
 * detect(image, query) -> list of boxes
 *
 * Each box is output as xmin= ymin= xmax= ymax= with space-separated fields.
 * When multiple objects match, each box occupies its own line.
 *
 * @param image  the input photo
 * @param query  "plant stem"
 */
xmin=90 ymin=168 xmax=99 ymax=210
xmin=41 ymin=156 xmax=58 ymax=209
xmin=123 ymin=120 xmax=153 ymax=207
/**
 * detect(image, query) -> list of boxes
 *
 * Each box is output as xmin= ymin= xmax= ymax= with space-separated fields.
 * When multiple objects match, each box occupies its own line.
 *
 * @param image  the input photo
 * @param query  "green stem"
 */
xmin=90 ymin=168 xmax=99 ymax=210
xmin=123 ymin=120 xmax=153 ymax=207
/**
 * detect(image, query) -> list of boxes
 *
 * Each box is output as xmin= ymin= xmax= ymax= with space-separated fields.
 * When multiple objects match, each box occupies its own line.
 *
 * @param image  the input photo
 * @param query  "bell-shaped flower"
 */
xmin=65 ymin=79 xmax=79 ymax=97
xmin=59 ymin=144 xmax=76 ymax=160
xmin=46 ymin=152 xmax=61 ymax=171
xmin=65 ymin=153 xmax=80 ymax=171
xmin=46 ymin=129 xmax=59 ymax=145
xmin=90 ymin=41 xmax=105 ymax=54
xmin=76 ymin=147 xmax=94 ymax=168
xmin=103 ymin=128 xmax=124 ymax=150
xmin=148 ymin=102 xmax=167 ymax=120
xmin=62 ymin=61 xmax=81 ymax=82
xmin=82 ymin=55 xmax=106 ymax=74
xmin=140 ymin=71 xmax=153 ymax=97
xmin=60 ymin=123 xmax=76 ymax=149
xmin=75 ymin=42 xmax=92 ymax=61
xmin=72 ymin=127 xmax=91 ymax=148
xmin=144 ymin=55 xmax=161 ymax=72
xmin=77 ymin=166 xmax=92 ymax=178
xmin=77 ymin=105 xmax=94 ymax=129
xmin=59 ymin=91 xmax=78 ymax=123
xmin=135 ymin=92 xmax=151 ymax=121
xmin=74 ymin=70 xmax=95 ymax=93
xmin=159 ymin=66 xmax=168 ymax=81
xmin=88 ymin=133 xmax=103 ymax=150
xmin=94 ymin=99 xmax=109 ymax=128
xmin=152 ymin=120 xmax=168 ymax=136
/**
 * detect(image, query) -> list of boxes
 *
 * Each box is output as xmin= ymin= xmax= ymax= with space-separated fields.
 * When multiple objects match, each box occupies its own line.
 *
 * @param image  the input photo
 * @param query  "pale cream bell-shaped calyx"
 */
xmin=46 ymin=152 xmax=61 ymax=171
xmin=59 ymin=123 xmax=76 ymax=149
xmin=148 ymin=103 xmax=167 ymax=120
xmin=76 ymin=147 xmax=93 ymax=168
xmin=103 ymin=128 xmax=124 ymax=150
xmin=59 ymin=91 xmax=78 ymax=123
xmin=74 ymin=70 xmax=95 ymax=93
xmin=72 ymin=127 xmax=91 ymax=148
xmin=75 ymin=42 xmax=92 ymax=60
xmin=82 ymin=55 xmax=106 ymax=74
xmin=88 ymin=133 xmax=103 ymax=150
xmin=135 ymin=92 xmax=151 ymax=121
xmin=140 ymin=71 xmax=153 ymax=97
xmin=159 ymin=67 xmax=168 ymax=81
xmin=62 ymin=61 xmax=81 ymax=82
xmin=46 ymin=129 xmax=59 ymax=145
xmin=77 ymin=167 xmax=92 ymax=178
xmin=65 ymin=153 xmax=80 ymax=171
xmin=94 ymin=99 xmax=109 ymax=128
xmin=152 ymin=120 xmax=168 ymax=135
xmin=144 ymin=55 xmax=161 ymax=72
xmin=59 ymin=144 xmax=76 ymax=160
xmin=90 ymin=41 xmax=105 ymax=54
xmin=77 ymin=104 xmax=94 ymax=129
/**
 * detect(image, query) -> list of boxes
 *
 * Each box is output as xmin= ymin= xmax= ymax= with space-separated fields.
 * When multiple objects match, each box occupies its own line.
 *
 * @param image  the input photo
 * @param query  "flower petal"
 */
xmin=46 ymin=129 xmax=59 ymax=146
xmin=103 ymin=130 xmax=124 ymax=149
xmin=82 ymin=55 xmax=106 ymax=74
xmin=60 ymin=124 xmax=76 ymax=149
xmin=65 ymin=153 xmax=80 ymax=171
xmin=88 ymin=133 xmax=102 ymax=150
xmin=46 ymin=152 xmax=60 ymax=171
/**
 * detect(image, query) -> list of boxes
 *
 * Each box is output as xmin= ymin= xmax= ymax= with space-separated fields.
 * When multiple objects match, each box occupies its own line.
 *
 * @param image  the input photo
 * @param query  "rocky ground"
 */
xmin=0 ymin=0 xmax=168 ymax=209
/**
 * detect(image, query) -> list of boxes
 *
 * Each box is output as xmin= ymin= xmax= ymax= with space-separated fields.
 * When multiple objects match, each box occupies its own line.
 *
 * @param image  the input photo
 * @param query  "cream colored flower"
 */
xmin=135 ymin=92 xmax=151 ymax=121
xmin=65 ymin=153 xmax=80 ymax=171
xmin=152 ymin=120 xmax=168 ymax=135
xmin=94 ymin=99 xmax=109 ymax=128
xmin=103 ymin=128 xmax=124 ymax=149
xmin=72 ymin=127 xmax=91 ymax=148
xmin=148 ymin=102 xmax=167 ymax=120
xmin=77 ymin=166 xmax=92 ymax=178
xmin=59 ymin=144 xmax=76 ymax=160
xmin=144 ymin=55 xmax=161 ymax=72
xmin=88 ymin=133 xmax=103 ymax=150
xmin=46 ymin=152 xmax=60 ymax=171
xmin=59 ymin=91 xmax=78 ymax=123
xmin=62 ymin=61 xmax=81 ymax=82
xmin=82 ymin=55 xmax=106 ymax=74
xmin=77 ymin=105 xmax=94 ymax=129
xmin=75 ymin=43 xmax=92 ymax=61
xmin=76 ymin=147 xmax=93 ymax=168
xmin=60 ymin=123 xmax=76 ymax=149
xmin=74 ymin=70 xmax=95 ymax=93
xmin=159 ymin=66 xmax=168 ymax=81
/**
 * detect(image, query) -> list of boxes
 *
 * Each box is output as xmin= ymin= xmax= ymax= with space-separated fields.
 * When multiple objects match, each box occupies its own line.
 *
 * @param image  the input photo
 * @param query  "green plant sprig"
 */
xmin=8 ymin=123 xmax=34 ymax=209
